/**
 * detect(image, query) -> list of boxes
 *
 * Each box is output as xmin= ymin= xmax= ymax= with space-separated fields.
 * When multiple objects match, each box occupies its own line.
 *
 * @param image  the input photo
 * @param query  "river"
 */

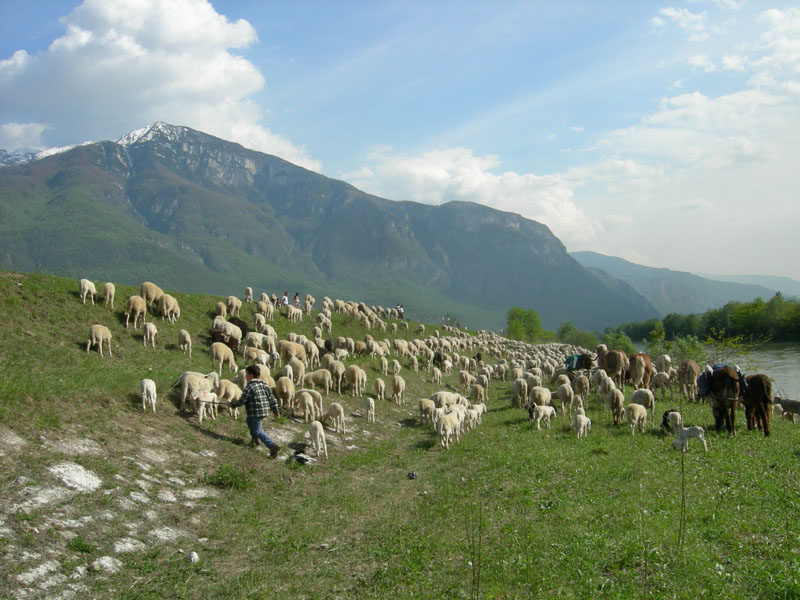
xmin=741 ymin=342 xmax=800 ymax=398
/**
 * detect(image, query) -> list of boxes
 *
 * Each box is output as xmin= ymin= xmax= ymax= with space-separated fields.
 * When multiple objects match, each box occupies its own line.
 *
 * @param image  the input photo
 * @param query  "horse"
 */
xmin=707 ymin=366 xmax=741 ymax=436
xmin=742 ymin=374 xmax=772 ymax=437
xmin=595 ymin=345 xmax=629 ymax=392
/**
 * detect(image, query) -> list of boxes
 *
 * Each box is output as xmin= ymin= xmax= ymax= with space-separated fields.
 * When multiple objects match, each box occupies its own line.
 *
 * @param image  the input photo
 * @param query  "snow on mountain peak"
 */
xmin=116 ymin=122 xmax=186 ymax=146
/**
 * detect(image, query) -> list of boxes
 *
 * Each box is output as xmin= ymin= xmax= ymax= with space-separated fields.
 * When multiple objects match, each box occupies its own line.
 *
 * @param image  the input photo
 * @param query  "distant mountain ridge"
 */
xmin=0 ymin=122 xmax=660 ymax=330
xmin=697 ymin=273 xmax=800 ymax=298
xmin=570 ymin=251 xmax=778 ymax=316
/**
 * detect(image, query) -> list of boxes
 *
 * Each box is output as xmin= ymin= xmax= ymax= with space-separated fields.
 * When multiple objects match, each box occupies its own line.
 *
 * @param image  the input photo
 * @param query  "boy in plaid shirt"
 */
xmin=228 ymin=365 xmax=282 ymax=458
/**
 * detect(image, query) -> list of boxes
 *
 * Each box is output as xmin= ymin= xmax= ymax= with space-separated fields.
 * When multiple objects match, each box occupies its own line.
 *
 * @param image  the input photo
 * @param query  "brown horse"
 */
xmin=743 ymin=374 xmax=772 ymax=437
xmin=708 ymin=366 xmax=741 ymax=436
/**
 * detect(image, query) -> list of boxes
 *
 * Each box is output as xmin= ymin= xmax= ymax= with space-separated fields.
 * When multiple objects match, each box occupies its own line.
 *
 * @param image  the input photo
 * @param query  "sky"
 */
xmin=1 ymin=0 xmax=798 ymax=280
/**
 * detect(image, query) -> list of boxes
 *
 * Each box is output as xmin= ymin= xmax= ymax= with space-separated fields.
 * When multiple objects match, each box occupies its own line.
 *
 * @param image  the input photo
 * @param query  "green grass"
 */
xmin=1 ymin=269 xmax=800 ymax=598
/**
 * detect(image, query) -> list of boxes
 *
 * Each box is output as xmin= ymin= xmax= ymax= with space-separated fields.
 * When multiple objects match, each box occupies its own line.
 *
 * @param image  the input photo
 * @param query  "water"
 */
xmin=743 ymin=342 xmax=800 ymax=398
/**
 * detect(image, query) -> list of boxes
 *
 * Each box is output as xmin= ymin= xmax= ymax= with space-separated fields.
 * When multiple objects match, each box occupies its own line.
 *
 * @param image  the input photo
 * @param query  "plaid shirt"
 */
xmin=230 ymin=379 xmax=279 ymax=418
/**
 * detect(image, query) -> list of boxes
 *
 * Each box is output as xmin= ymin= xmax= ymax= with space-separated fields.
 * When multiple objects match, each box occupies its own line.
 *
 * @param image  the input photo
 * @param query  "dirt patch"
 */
xmin=47 ymin=438 xmax=103 ymax=456
xmin=0 ymin=425 xmax=26 ymax=455
xmin=47 ymin=462 xmax=102 ymax=493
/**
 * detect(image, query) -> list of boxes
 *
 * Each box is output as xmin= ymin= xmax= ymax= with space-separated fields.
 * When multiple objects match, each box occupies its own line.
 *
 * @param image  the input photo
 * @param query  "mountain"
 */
xmin=697 ymin=273 xmax=800 ymax=298
xmin=570 ymin=251 xmax=778 ymax=316
xmin=0 ymin=122 xmax=660 ymax=330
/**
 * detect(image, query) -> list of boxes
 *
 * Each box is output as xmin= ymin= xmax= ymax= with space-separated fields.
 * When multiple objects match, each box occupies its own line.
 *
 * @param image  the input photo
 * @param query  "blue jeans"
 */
xmin=246 ymin=416 xmax=276 ymax=449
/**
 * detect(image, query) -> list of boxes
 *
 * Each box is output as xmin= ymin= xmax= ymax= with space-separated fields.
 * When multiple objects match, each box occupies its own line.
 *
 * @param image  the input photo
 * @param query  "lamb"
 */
xmin=418 ymin=398 xmax=436 ymax=427
xmin=178 ymin=329 xmax=192 ymax=358
xmin=142 ymin=322 xmax=158 ymax=348
xmin=158 ymin=293 xmax=181 ymax=323
xmin=660 ymin=410 xmax=683 ymax=435
xmin=392 ymin=374 xmax=406 ymax=405
xmin=210 ymin=342 xmax=238 ymax=377
xmin=122 ymin=294 xmax=146 ymax=329
xmin=572 ymin=409 xmax=591 ymax=440
xmin=294 ymin=389 xmax=317 ymax=422
xmin=672 ymin=426 xmax=708 ymax=452
xmin=140 ymin=378 xmax=157 ymax=413
xmin=774 ymin=397 xmax=800 ymax=422
xmin=192 ymin=389 xmax=218 ymax=424
xmin=227 ymin=295 xmax=242 ymax=318
xmin=303 ymin=369 xmax=333 ymax=397
xmin=86 ymin=324 xmax=112 ymax=356
xmin=177 ymin=371 xmax=219 ymax=412
xmin=103 ymin=282 xmax=115 ymax=309
xmin=366 ymin=397 xmax=376 ymax=423
xmin=373 ymin=378 xmax=386 ymax=402
xmin=140 ymin=281 xmax=164 ymax=308
xmin=531 ymin=405 xmax=557 ymax=430
xmin=608 ymin=388 xmax=625 ymax=425
xmin=630 ymin=388 xmax=655 ymax=425
xmin=321 ymin=402 xmax=346 ymax=433
xmin=216 ymin=379 xmax=242 ymax=418
xmin=309 ymin=420 xmax=328 ymax=459
xmin=245 ymin=287 xmax=253 ymax=303
xmin=624 ymin=403 xmax=648 ymax=435
xmin=79 ymin=278 xmax=97 ymax=304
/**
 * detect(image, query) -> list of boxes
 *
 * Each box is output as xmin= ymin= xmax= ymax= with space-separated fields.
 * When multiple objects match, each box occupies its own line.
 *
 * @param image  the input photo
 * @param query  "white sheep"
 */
xmin=210 ymin=342 xmax=237 ymax=376
xmin=140 ymin=281 xmax=164 ymax=308
xmin=608 ymin=388 xmax=625 ymax=425
xmin=321 ymin=402 xmax=345 ymax=433
xmin=418 ymin=398 xmax=436 ymax=427
xmin=86 ymin=324 xmax=112 ymax=356
xmin=177 ymin=371 xmax=219 ymax=412
xmin=158 ymin=293 xmax=180 ymax=323
xmin=79 ymin=278 xmax=97 ymax=305
xmin=103 ymin=282 xmax=115 ymax=309
xmin=391 ymin=359 xmax=401 ymax=375
xmin=672 ymin=426 xmax=708 ymax=452
xmin=178 ymin=329 xmax=192 ymax=358
xmin=193 ymin=389 xmax=218 ymax=424
xmin=309 ymin=420 xmax=328 ymax=459
xmin=392 ymin=374 xmax=406 ymax=405
xmin=511 ymin=378 xmax=528 ymax=408
xmin=554 ymin=383 xmax=575 ymax=417
xmin=630 ymin=388 xmax=655 ymax=425
xmin=366 ymin=396 xmax=376 ymax=423
xmin=624 ymin=403 xmax=648 ymax=435
xmin=532 ymin=405 xmax=556 ymax=430
xmin=432 ymin=367 xmax=443 ymax=386
xmin=437 ymin=411 xmax=461 ymax=449
xmin=216 ymin=379 xmax=242 ymax=418
xmin=227 ymin=295 xmax=242 ymax=317
xmin=294 ymin=389 xmax=316 ymax=422
xmin=245 ymin=287 xmax=253 ymax=303
xmin=572 ymin=410 xmax=591 ymax=440
xmin=140 ymin=378 xmax=156 ymax=413
xmin=142 ymin=322 xmax=158 ymax=348
xmin=373 ymin=377 xmax=386 ymax=402
xmin=125 ymin=295 xmax=147 ymax=329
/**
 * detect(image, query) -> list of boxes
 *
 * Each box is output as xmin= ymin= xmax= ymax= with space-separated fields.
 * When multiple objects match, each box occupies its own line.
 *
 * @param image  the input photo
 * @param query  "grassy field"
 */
xmin=1 ymin=270 xmax=799 ymax=599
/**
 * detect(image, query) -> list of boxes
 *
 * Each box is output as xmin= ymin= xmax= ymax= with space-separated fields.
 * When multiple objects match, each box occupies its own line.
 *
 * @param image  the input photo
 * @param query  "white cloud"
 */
xmin=570 ymin=124 xmax=584 ymax=132
xmin=0 ymin=122 xmax=47 ymax=150
xmin=0 ymin=0 xmax=320 ymax=170
xmin=689 ymin=54 xmax=716 ymax=71
xmin=342 ymin=146 xmax=597 ymax=247
xmin=721 ymin=54 xmax=746 ymax=70
xmin=654 ymin=7 xmax=710 ymax=42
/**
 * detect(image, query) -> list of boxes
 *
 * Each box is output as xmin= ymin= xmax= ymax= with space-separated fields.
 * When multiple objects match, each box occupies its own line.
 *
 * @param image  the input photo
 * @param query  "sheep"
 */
xmin=278 ymin=340 xmax=307 ymax=366
xmin=531 ymin=405 xmax=557 ymax=430
xmin=672 ymin=426 xmax=708 ymax=452
xmin=329 ymin=360 xmax=346 ymax=395
xmin=158 ymin=293 xmax=180 ymax=323
xmin=193 ymin=389 xmax=218 ymax=424
xmin=392 ymin=374 xmax=406 ymax=405
xmin=366 ymin=397 xmax=376 ymax=423
xmin=309 ymin=420 xmax=328 ymax=459
xmin=141 ymin=378 xmax=156 ymax=413
xmin=624 ymin=403 xmax=648 ymax=435
xmin=476 ymin=374 xmax=489 ymax=399
xmin=303 ymin=369 xmax=333 ymax=397
xmin=655 ymin=354 xmax=672 ymax=374
xmin=345 ymin=365 xmax=367 ymax=398
xmin=178 ymin=329 xmax=192 ymax=358
xmin=554 ymin=383 xmax=574 ymax=417
xmin=286 ymin=305 xmax=303 ymax=322
xmin=86 ymin=324 xmax=112 ymax=356
xmin=125 ymin=295 xmax=147 ymax=329
xmin=227 ymin=295 xmax=242 ymax=317
xmin=142 ymin=322 xmax=158 ymax=348
xmin=253 ymin=312 xmax=267 ymax=333
xmin=419 ymin=398 xmax=436 ymax=427
xmin=274 ymin=376 xmax=296 ymax=412
xmin=572 ymin=410 xmax=591 ymax=440
xmin=574 ymin=374 xmax=590 ymax=400
xmin=437 ymin=411 xmax=460 ymax=449
xmin=429 ymin=390 xmax=463 ymax=409
xmin=459 ymin=370 xmax=475 ymax=391
xmin=103 ymin=282 xmax=115 ymax=309
xmin=243 ymin=346 xmax=269 ymax=366
xmin=660 ymin=410 xmax=683 ymax=436
xmin=649 ymin=372 xmax=672 ymax=403
xmin=608 ymin=388 xmax=625 ymax=425
xmin=210 ymin=342 xmax=237 ymax=377
xmin=321 ymin=402 xmax=345 ymax=433
xmin=245 ymin=287 xmax=253 ymax=303
xmin=177 ymin=371 xmax=219 ymax=412
xmin=511 ymin=378 xmax=528 ymax=408
xmin=391 ymin=359 xmax=401 ymax=375
xmin=140 ymin=281 xmax=164 ymax=308
xmin=570 ymin=394 xmax=584 ymax=417
xmin=527 ymin=386 xmax=552 ymax=409
xmin=216 ymin=379 xmax=243 ymax=418
xmin=215 ymin=301 xmax=227 ymax=318
xmin=431 ymin=367 xmax=443 ymax=386
xmin=631 ymin=389 xmax=655 ymax=424
xmin=79 ymin=278 xmax=97 ymax=304
xmin=373 ymin=378 xmax=386 ymax=402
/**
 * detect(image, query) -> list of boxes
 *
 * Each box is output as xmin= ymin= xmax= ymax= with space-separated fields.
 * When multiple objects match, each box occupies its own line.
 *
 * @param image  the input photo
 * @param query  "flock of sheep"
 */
xmin=78 ymin=277 xmax=770 ymax=460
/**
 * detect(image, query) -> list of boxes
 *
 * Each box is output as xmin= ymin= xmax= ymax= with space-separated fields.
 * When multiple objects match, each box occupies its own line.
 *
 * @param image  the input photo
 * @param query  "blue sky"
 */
xmin=1 ymin=1 xmax=799 ymax=279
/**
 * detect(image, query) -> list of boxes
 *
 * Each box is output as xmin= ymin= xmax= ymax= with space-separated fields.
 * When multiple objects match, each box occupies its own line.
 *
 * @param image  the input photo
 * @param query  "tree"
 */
xmin=603 ymin=330 xmax=636 ymax=355
xmin=506 ymin=307 xmax=543 ymax=342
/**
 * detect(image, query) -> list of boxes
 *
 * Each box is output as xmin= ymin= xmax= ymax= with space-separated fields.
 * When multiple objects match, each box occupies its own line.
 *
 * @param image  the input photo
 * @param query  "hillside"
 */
xmin=2 ymin=270 xmax=800 ymax=598
xmin=0 ymin=122 xmax=659 ymax=331
xmin=697 ymin=273 xmax=800 ymax=298
xmin=570 ymin=251 xmax=777 ymax=316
